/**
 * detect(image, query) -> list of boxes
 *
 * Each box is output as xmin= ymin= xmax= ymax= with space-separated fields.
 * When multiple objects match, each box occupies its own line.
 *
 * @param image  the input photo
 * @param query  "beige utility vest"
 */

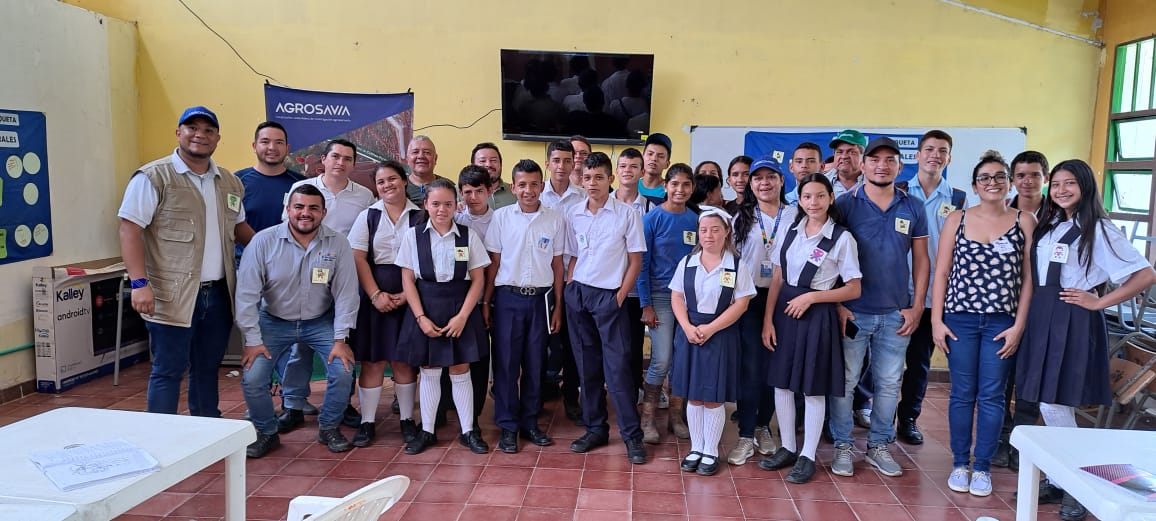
xmin=136 ymin=157 xmax=243 ymax=327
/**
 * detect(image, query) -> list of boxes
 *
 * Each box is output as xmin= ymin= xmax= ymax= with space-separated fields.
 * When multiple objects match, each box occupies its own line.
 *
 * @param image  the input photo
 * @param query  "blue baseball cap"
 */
xmin=644 ymin=133 xmax=672 ymax=155
xmin=178 ymin=106 xmax=219 ymax=128
xmin=750 ymin=156 xmax=785 ymax=175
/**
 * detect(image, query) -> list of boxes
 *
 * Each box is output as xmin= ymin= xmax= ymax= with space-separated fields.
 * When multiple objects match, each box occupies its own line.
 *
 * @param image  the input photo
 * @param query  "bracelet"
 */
xmin=415 ymin=314 xmax=426 ymax=322
xmin=371 ymin=290 xmax=382 ymax=300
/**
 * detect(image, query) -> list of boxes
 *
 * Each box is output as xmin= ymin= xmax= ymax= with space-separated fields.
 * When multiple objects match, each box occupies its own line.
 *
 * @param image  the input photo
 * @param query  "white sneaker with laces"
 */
xmin=727 ymin=437 xmax=756 ymax=465
xmin=754 ymin=426 xmax=777 ymax=456
xmin=947 ymin=467 xmax=970 ymax=493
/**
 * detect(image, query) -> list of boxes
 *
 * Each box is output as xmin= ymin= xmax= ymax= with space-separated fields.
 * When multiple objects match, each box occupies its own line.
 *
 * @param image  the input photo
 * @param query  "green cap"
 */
xmin=829 ymin=129 xmax=867 ymax=149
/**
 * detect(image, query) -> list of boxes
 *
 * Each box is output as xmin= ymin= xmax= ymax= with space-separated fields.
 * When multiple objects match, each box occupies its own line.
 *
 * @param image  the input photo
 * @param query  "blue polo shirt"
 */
xmin=235 ymin=166 xmax=306 ymax=258
xmin=836 ymin=186 xmax=928 ymax=315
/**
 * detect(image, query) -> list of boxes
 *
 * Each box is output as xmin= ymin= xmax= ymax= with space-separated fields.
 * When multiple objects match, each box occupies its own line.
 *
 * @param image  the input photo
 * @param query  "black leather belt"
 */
xmin=199 ymin=279 xmax=225 ymax=288
xmin=501 ymin=285 xmax=552 ymax=296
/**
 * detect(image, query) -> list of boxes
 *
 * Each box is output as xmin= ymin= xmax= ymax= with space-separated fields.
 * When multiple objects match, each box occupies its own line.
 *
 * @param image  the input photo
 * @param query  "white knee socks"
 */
xmin=687 ymin=403 xmax=704 ymax=457
xmin=419 ymin=368 xmax=442 ymax=434
xmin=357 ymin=385 xmax=382 ymax=424
xmin=450 ymin=371 xmax=475 ymax=434
xmin=801 ymin=395 xmax=826 ymax=460
xmin=774 ymin=388 xmax=797 ymax=453
xmin=1040 ymin=402 xmax=1077 ymax=428
xmin=702 ymin=404 xmax=726 ymax=459
xmin=395 ymin=382 xmax=416 ymax=421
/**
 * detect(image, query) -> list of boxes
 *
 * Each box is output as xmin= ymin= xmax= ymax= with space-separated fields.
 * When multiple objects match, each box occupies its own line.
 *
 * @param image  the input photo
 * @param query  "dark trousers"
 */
xmin=547 ymin=299 xmax=580 ymax=405
xmin=565 ymin=282 xmax=641 ymax=440
xmin=491 ymin=288 xmax=551 ymax=431
xmin=737 ymin=289 xmax=775 ymax=437
xmin=625 ymin=296 xmax=645 ymax=395
xmin=897 ymin=310 xmax=934 ymax=421
xmin=999 ymin=355 xmax=1041 ymax=441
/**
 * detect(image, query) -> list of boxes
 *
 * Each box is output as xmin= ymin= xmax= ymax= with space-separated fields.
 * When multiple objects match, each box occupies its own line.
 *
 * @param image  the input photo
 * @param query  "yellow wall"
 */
xmin=1090 ymin=0 xmax=1156 ymax=174
xmin=67 ymin=0 xmax=1101 ymax=175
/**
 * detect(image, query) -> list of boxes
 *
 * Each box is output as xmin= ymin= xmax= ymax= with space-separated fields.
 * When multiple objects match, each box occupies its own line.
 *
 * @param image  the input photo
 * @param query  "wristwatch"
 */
xmin=130 ymin=278 xmax=149 ymax=289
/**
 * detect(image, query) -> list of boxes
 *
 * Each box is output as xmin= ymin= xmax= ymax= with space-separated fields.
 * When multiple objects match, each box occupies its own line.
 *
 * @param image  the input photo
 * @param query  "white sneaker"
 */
xmin=727 ymin=437 xmax=757 ymax=465
xmin=754 ymin=426 xmax=777 ymax=456
xmin=947 ymin=467 xmax=970 ymax=493
xmin=658 ymin=388 xmax=670 ymax=409
xmin=969 ymin=471 xmax=992 ymax=497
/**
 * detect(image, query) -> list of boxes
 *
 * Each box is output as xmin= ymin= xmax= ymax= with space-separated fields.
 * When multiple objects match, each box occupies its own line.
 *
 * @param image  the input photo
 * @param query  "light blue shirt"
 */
xmin=906 ymin=175 xmax=958 ymax=308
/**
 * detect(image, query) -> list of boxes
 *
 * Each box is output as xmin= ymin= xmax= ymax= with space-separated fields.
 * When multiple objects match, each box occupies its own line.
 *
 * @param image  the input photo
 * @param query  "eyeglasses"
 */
xmin=976 ymin=175 xmax=1009 ymax=185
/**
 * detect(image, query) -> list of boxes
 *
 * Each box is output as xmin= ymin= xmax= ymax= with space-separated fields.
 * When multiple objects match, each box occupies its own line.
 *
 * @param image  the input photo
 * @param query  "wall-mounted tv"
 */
xmin=500 ymin=49 xmax=655 ymax=145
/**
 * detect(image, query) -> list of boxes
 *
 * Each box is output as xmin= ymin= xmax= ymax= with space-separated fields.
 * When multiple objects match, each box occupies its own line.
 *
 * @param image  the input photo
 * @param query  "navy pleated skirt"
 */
xmin=396 ymin=278 xmax=485 ymax=368
xmin=351 ymin=264 xmax=407 ymax=363
xmin=670 ymin=309 xmax=740 ymax=403
xmin=1016 ymin=285 xmax=1111 ymax=407
xmin=766 ymin=284 xmax=844 ymax=397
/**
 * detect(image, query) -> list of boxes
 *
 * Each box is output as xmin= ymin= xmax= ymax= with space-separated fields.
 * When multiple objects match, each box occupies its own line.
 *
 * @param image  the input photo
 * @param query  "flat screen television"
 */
xmin=500 ymin=49 xmax=655 ymax=145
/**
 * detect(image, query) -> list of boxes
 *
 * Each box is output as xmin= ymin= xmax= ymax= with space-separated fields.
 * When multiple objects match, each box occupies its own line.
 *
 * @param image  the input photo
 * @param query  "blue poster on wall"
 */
xmin=0 ymin=110 xmax=51 ymax=265
xmin=743 ymin=130 xmax=931 ymax=194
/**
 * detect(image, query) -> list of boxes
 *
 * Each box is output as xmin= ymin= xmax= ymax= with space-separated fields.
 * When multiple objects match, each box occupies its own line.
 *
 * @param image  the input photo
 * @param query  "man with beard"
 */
xmin=406 ymin=135 xmax=450 ymax=205
xmin=830 ymin=137 xmax=929 ymax=479
xmin=472 ymin=142 xmax=515 ymax=209
xmin=118 ymin=106 xmax=254 ymax=417
xmin=236 ymin=184 xmax=359 ymax=457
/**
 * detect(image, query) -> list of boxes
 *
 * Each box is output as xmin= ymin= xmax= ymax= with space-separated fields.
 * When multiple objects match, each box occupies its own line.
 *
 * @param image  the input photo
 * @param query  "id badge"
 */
xmin=454 ymin=247 xmax=470 ymax=262
xmin=808 ymin=247 xmax=828 ymax=266
xmin=937 ymin=202 xmax=955 ymax=218
xmin=227 ymin=193 xmax=241 ymax=212
xmin=311 ymin=267 xmax=330 ymax=284
xmin=760 ymin=261 xmax=773 ymax=278
xmin=683 ymin=231 xmax=697 ymax=246
xmin=993 ymin=237 xmax=1014 ymax=254
xmin=720 ymin=271 xmax=736 ymax=288
xmin=576 ymin=233 xmax=589 ymax=250
xmin=1050 ymin=243 xmax=1069 ymax=263
xmin=894 ymin=218 xmax=910 ymax=234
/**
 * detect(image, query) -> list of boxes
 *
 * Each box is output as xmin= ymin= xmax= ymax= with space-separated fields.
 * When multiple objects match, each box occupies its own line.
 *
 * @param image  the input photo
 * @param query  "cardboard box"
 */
xmin=32 ymin=258 xmax=148 ymax=393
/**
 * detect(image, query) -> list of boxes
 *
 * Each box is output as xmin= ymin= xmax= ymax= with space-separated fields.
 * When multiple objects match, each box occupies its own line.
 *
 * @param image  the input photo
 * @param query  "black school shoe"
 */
xmin=246 ymin=432 xmax=280 ymax=458
xmin=758 ymin=448 xmax=798 ymax=471
xmin=570 ymin=432 xmax=609 ymax=453
xmin=318 ymin=428 xmax=352 ymax=453
xmin=520 ymin=428 xmax=554 ymax=447
xmin=625 ymin=437 xmax=647 ymax=464
xmin=277 ymin=408 xmax=304 ymax=433
xmin=785 ymin=455 xmax=816 ymax=483
xmin=351 ymin=422 xmax=375 ymax=448
xmin=696 ymin=455 xmax=721 ymax=476
xmin=342 ymin=404 xmax=362 ymax=428
xmin=498 ymin=430 xmax=518 ymax=454
xmin=680 ymin=451 xmax=703 ymax=472
xmin=1059 ymin=492 xmax=1088 ymax=521
xmin=896 ymin=418 xmax=924 ymax=445
xmin=399 ymin=419 xmax=419 ymax=444
xmin=404 ymin=430 xmax=437 ymax=455
xmin=459 ymin=430 xmax=490 ymax=454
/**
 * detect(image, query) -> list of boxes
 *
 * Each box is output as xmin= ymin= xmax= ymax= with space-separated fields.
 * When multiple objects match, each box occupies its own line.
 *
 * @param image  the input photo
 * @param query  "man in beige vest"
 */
xmin=118 ymin=106 xmax=254 ymax=417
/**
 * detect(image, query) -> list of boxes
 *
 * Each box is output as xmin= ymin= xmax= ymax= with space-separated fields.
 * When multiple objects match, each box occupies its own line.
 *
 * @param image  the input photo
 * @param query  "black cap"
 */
xmin=864 ymin=136 xmax=901 ymax=157
xmin=644 ymin=133 xmax=672 ymax=155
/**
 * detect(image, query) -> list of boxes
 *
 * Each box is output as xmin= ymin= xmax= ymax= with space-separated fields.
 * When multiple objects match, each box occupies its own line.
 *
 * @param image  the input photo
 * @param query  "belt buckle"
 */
xmin=519 ymin=286 xmax=536 ymax=296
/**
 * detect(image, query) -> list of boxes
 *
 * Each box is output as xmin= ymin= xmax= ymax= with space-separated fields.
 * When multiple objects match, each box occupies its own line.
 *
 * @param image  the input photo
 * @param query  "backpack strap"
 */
xmin=366 ymin=208 xmax=382 ymax=264
xmin=797 ymin=225 xmax=846 ymax=289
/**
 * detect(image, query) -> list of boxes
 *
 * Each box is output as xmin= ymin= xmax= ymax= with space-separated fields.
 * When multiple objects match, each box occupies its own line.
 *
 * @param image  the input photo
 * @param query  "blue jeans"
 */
xmin=279 ymin=344 xmax=317 ymax=407
xmin=242 ymin=311 xmax=354 ymax=434
xmin=145 ymin=282 xmax=232 ymax=417
xmin=644 ymin=290 xmax=676 ymax=385
xmin=830 ymin=311 xmax=910 ymax=447
xmin=944 ymin=312 xmax=1013 ymax=472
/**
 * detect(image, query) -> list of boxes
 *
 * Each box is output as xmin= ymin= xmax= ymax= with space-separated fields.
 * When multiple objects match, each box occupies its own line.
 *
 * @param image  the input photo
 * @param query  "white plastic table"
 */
xmin=0 ymin=407 xmax=255 ymax=521
xmin=1011 ymin=425 xmax=1156 ymax=521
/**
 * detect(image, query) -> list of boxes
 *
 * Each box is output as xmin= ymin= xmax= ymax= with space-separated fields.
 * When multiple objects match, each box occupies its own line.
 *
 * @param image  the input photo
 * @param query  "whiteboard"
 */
xmin=689 ymin=126 xmax=1027 ymax=202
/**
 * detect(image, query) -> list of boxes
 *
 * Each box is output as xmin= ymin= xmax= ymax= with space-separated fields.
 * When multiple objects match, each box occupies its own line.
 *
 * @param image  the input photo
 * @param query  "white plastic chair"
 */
xmin=287 ymin=475 xmax=410 ymax=521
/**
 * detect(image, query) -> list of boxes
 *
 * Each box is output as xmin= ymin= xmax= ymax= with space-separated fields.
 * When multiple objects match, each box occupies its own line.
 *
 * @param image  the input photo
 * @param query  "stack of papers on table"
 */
xmin=28 ymin=438 xmax=160 ymax=491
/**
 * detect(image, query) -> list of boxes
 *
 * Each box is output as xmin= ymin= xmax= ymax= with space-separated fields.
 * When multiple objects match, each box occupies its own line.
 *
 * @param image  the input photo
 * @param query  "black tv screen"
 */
xmin=500 ymin=49 xmax=654 ymax=145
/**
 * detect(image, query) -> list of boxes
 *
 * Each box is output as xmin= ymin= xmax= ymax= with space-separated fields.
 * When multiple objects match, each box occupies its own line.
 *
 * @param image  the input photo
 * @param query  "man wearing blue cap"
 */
xmin=118 ymin=106 xmax=254 ymax=417
xmin=638 ymin=133 xmax=672 ymax=205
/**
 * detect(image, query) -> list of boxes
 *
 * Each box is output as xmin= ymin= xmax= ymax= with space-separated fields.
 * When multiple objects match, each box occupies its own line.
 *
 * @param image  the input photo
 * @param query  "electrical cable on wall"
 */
xmin=414 ymin=108 xmax=502 ymax=132
xmin=175 ymin=0 xmax=286 ymax=85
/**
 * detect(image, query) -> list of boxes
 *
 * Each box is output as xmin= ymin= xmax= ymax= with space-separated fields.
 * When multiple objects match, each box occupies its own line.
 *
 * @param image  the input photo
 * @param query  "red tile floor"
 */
xmin=0 ymin=364 xmax=1083 ymax=521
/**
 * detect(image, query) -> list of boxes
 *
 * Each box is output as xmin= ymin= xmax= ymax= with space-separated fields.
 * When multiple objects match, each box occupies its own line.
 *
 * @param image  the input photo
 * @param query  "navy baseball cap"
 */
xmin=178 ymin=106 xmax=219 ymax=128
xmin=864 ymin=136 xmax=901 ymax=156
xmin=750 ymin=156 xmax=785 ymax=175
xmin=644 ymin=133 xmax=672 ymax=155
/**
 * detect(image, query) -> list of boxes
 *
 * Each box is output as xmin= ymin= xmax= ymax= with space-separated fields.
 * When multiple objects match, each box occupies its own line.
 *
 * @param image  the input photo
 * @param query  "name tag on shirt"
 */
xmin=1050 ymin=243 xmax=1070 ymax=263
xmin=808 ymin=247 xmax=828 ymax=266
xmin=937 ymin=202 xmax=955 ymax=218
xmin=227 ymin=193 xmax=241 ymax=212
xmin=537 ymin=236 xmax=551 ymax=250
xmin=454 ymin=247 xmax=470 ymax=262
xmin=993 ymin=237 xmax=1014 ymax=254
xmin=683 ymin=231 xmax=697 ymax=246
xmin=311 ymin=267 xmax=330 ymax=284
xmin=720 ymin=271 xmax=736 ymax=288
xmin=895 ymin=218 xmax=910 ymax=235
xmin=760 ymin=261 xmax=774 ymax=278
xmin=576 ymin=233 xmax=589 ymax=250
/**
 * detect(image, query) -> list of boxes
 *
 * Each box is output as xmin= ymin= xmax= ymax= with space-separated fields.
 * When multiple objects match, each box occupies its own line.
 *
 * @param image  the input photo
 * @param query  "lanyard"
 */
xmin=756 ymin=206 xmax=783 ymax=250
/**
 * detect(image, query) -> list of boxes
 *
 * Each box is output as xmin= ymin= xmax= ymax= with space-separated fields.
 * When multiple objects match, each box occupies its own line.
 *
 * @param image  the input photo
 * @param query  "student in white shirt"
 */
xmin=669 ymin=209 xmax=755 ymax=476
xmin=1014 ymin=159 xmax=1156 ymax=520
xmin=564 ymin=152 xmax=648 ymax=464
xmin=613 ymin=147 xmax=652 ymax=401
xmin=395 ymin=180 xmax=492 ymax=456
xmin=483 ymin=159 xmax=566 ymax=453
xmin=760 ymin=173 xmax=862 ymax=484
xmin=347 ymin=160 xmax=422 ymax=448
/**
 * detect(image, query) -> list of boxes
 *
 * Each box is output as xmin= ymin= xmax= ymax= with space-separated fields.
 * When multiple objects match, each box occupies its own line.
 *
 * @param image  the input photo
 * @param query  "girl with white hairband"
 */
xmin=668 ymin=207 xmax=755 ymax=476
